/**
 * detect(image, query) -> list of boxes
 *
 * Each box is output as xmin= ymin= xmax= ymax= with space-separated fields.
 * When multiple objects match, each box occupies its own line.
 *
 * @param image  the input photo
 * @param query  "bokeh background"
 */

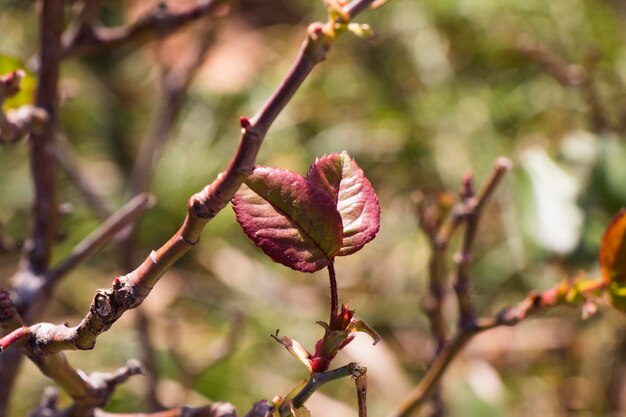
xmin=1 ymin=0 xmax=626 ymax=416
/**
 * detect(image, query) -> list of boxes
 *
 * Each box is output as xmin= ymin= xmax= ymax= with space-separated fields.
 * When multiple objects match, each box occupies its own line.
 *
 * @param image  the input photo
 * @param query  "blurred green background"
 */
xmin=1 ymin=0 xmax=626 ymax=416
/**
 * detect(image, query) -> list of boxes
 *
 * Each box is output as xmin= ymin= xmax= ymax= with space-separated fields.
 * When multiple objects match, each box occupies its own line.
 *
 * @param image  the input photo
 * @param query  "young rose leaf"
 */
xmin=232 ymin=166 xmax=343 ymax=272
xmin=600 ymin=209 xmax=626 ymax=284
xmin=308 ymin=151 xmax=380 ymax=256
xmin=600 ymin=209 xmax=626 ymax=313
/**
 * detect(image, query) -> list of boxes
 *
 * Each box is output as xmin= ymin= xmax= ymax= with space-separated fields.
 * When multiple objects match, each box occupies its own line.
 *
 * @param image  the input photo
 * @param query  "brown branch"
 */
xmin=454 ymin=158 xmax=512 ymax=332
xmin=516 ymin=34 xmax=588 ymax=87
xmin=0 ymin=3 xmax=64 ymax=413
xmin=46 ymin=193 xmax=156 ymax=285
xmin=22 ymin=0 xmax=64 ymax=274
xmin=11 ymin=0 xmax=374 ymax=356
xmin=291 ymin=362 xmax=366 ymax=410
xmin=416 ymin=192 xmax=456 ymax=348
xmin=387 ymin=274 xmax=609 ymax=417
xmin=118 ymin=25 xmax=218 ymax=410
xmin=247 ymin=363 xmax=366 ymax=417
xmin=515 ymin=35 xmax=616 ymax=133
xmin=3 ymin=3 xmax=378 ymax=412
xmin=63 ymin=0 xmax=229 ymax=57
xmin=387 ymin=158 xmax=513 ymax=417
xmin=29 ymin=387 xmax=236 ymax=417
xmin=415 ymin=192 xmax=457 ymax=417
xmin=94 ymin=403 xmax=237 ymax=417
xmin=243 ymin=401 xmax=272 ymax=417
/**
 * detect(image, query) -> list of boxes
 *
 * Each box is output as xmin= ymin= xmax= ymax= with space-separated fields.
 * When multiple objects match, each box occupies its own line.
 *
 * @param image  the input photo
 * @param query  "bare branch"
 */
xmin=454 ymin=158 xmax=512 ymax=331
xmin=388 ymin=158 xmax=513 ymax=417
xmin=95 ymin=403 xmax=237 ymax=417
xmin=385 ymin=333 xmax=472 ymax=417
xmin=63 ymin=0 xmax=229 ymax=57
xmin=16 ymin=0 xmax=377 ymax=359
xmin=22 ymin=0 xmax=64 ymax=275
xmin=0 ymin=4 xmax=64 ymax=407
xmin=46 ymin=193 xmax=155 ymax=284
xmin=516 ymin=34 xmax=588 ymax=87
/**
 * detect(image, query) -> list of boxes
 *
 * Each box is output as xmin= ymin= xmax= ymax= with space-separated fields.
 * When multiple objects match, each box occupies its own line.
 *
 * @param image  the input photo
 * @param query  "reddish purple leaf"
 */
xmin=308 ymin=151 xmax=380 ymax=256
xmin=232 ymin=166 xmax=343 ymax=272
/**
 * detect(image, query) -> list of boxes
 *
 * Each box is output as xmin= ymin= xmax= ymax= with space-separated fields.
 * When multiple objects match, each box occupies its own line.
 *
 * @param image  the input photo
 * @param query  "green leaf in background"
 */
xmin=0 ymin=54 xmax=35 ymax=110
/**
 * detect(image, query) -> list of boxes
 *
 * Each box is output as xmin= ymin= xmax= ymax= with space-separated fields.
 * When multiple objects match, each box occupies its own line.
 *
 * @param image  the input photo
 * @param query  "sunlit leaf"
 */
xmin=349 ymin=319 xmax=381 ymax=345
xmin=272 ymin=334 xmax=313 ymax=373
xmin=232 ymin=166 xmax=343 ymax=272
xmin=0 ymin=55 xmax=35 ymax=110
xmin=599 ymin=209 xmax=626 ymax=313
xmin=600 ymin=209 xmax=626 ymax=284
xmin=308 ymin=151 xmax=380 ymax=256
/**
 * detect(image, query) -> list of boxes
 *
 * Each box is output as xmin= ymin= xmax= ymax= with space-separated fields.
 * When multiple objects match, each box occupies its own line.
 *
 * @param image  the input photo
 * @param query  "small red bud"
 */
xmin=240 ymin=117 xmax=251 ymax=129
xmin=310 ymin=356 xmax=331 ymax=373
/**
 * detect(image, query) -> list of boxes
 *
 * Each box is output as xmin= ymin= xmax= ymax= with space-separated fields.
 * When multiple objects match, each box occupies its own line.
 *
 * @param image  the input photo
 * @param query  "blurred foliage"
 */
xmin=1 ymin=0 xmax=626 ymax=416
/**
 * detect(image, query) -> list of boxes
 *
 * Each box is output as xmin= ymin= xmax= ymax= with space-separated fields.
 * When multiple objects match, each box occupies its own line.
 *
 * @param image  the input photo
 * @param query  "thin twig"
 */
xmin=291 ymin=362 xmax=366 ymax=409
xmin=516 ymin=34 xmax=588 ymax=87
xmin=415 ymin=192 xmax=457 ymax=417
xmin=94 ymin=403 xmax=237 ymax=417
xmin=63 ymin=0 xmax=229 ymax=57
xmin=454 ymin=158 xmax=512 ymax=331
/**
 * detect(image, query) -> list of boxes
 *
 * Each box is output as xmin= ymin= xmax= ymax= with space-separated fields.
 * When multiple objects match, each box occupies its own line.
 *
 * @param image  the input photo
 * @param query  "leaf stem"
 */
xmin=328 ymin=260 xmax=338 ymax=324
